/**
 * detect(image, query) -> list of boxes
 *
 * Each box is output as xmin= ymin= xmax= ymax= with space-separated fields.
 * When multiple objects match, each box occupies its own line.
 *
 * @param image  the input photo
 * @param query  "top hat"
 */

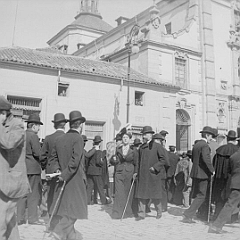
xmin=0 ymin=96 xmax=12 ymax=110
xmin=153 ymin=133 xmax=165 ymax=140
xmin=68 ymin=110 xmax=86 ymax=123
xmin=133 ymin=138 xmax=142 ymax=146
xmin=141 ymin=126 xmax=155 ymax=134
xmin=212 ymin=128 xmax=218 ymax=138
xmin=52 ymin=113 xmax=67 ymax=123
xmin=93 ymin=135 xmax=103 ymax=143
xmin=226 ymin=130 xmax=238 ymax=140
xmin=82 ymin=135 xmax=88 ymax=142
xmin=26 ymin=113 xmax=43 ymax=125
xmin=199 ymin=126 xmax=215 ymax=136
xmin=160 ymin=130 xmax=169 ymax=137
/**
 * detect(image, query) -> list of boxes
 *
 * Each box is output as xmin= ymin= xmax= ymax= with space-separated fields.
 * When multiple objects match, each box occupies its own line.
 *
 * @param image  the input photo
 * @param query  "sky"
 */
xmin=0 ymin=0 xmax=154 ymax=49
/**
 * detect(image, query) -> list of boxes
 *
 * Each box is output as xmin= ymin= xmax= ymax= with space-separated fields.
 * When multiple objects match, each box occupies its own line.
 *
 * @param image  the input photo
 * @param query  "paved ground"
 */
xmin=19 ymin=203 xmax=240 ymax=240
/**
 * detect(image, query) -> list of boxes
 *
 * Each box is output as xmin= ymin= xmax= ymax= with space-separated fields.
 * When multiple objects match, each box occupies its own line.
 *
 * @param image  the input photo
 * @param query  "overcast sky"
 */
xmin=0 ymin=0 xmax=154 ymax=49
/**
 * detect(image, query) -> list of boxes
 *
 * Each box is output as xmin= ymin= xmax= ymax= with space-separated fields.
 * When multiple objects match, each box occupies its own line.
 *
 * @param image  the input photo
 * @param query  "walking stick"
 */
xmin=121 ymin=174 xmax=136 ymax=221
xmin=207 ymin=176 xmax=213 ymax=223
xmin=42 ymin=180 xmax=66 ymax=240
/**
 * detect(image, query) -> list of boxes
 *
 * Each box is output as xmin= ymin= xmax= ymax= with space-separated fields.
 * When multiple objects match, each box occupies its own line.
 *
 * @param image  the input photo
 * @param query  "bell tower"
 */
xmin=80 ymin=0 xmax=99 ymax=15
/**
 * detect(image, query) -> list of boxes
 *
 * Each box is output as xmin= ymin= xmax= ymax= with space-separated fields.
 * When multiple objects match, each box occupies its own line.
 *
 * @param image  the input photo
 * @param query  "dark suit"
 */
xmin=49 ymin=129 xmax=87 ymax=240
xmin=86 ymin=149 xmax=107 ymax=205
xmin=213 ymin=149 xmax=240 ymax=229
xmin=17 ymin=129 xmax=42 ymax=223
xmin=184 ymin=139 xmax=214 ymax=219
xmin=110 ymin=146 xmax=138 ymax=219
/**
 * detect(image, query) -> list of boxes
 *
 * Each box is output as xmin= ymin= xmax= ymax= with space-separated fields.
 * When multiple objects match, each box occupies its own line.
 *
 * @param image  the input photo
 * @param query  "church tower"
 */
xmin=47 ymin=0 xmax=113 ymax=55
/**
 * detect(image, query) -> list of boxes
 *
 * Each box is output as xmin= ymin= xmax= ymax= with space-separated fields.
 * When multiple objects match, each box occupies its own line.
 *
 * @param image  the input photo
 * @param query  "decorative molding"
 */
xmin=217 ymin=101 xmax=226 ymax=124
xmin=176 ymin=98 xmax=192 ymax=110
xmin=174 ymin=51 xmax=188 ymax=59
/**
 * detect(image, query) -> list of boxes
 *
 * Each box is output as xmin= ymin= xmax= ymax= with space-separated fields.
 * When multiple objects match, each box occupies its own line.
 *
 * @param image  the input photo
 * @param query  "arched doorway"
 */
xmin=176 ymin=109 xmax=191 ymax=152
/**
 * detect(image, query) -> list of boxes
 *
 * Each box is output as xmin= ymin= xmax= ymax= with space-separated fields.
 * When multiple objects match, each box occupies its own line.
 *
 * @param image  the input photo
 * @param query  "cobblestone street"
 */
xmin=19 ymin=203 xmax=240 ymax=240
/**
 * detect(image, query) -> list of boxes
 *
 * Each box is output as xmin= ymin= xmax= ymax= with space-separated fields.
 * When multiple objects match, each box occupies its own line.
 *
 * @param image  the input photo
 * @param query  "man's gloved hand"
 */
xmin=149 ymin=167 xmax=156 ymax=174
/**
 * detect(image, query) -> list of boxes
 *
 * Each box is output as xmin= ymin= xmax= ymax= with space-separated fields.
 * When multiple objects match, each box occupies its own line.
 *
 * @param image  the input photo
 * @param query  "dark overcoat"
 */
xmin=40 ymin=130 xmax=65 ymax=174
xmin=229 ymin=150 xmax=240 ymax=190
xmin=167 ymin=152 xmax=180 ymax=178
xmin=49 ymin=130 xmax=87 ymax=219
xmin=87 ymin=149 xmax=104 ymax=176
xmin=190 ymin=139 xmax=214 ymax=179
xmin=135 ymin=140 xmax=169 ymax=199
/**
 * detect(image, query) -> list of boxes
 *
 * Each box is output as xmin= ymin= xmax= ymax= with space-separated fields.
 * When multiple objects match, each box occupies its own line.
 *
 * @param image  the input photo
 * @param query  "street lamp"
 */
xmin=126 ymin=24 xmax=140 ymax=124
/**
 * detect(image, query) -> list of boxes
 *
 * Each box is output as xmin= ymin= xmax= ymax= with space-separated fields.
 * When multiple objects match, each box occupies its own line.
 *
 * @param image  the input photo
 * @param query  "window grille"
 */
xmin=175 ymin=58 xmax=187 ymax=89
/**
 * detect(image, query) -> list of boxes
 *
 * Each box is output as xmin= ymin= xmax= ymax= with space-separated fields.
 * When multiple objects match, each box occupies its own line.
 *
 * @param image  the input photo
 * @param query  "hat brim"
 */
xmin=68 ymin=117 xmax=86 ymax=123
xmin=26 ymin=120 xmax=43 ymax=125
xmin=141 ymin=131 xmax=155 ymax=134
xmin=225 ymin=135 xmax=238 ymax=140
xmin=52 ymin=119 xmax=68 ymax=123
xmin=199 ymin=130 xmax=214 ymax=135
xmin=93 ymin=140 xmax=103 ymax=143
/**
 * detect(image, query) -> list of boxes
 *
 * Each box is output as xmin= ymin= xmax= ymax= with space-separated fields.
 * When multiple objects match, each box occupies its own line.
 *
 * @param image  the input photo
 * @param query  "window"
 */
xmin=165 ymin=22 xmax=172 ymax=34
xmin=7 ymin=95 xmax=42 ymax=118
xmin=175 ymin=58 xmax=187 ymax=88
xmin=131 ymin=126 xmax=143 ymax=141
xmin=58 ymin=83 xmax=69 ymax=97
xmin=135 ymin=91 xmax=144 ymax=106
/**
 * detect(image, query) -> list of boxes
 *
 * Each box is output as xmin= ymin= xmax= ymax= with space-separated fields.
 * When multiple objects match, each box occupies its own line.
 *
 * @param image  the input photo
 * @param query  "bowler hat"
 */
xmin=114 ymin=134 xmax=122 ymax=141
xmin=141 ymin=126 xmax=155 ymax=134
xmin=52 ymin=113 xmax=67 ymax=123
xmin=160 ymin=130 xmax=168 ymax=137
xmin=153 ymin=133 xmax=165 ymax=140
xmin=133 ymin=138 xmax=142 ymax=146
xmin=226 ymin=130 xmax=238 ymax=140
xmin=199 ymin=126 xmax=215 ymax=136
xmin=0 ymin=96 xmax=12 ymax=110
xmin=93 ymin=135 xmax=103 ymax=143
xmin=186 ymin=150 xmax=192 ymax=157
xmin=169 ymin=145 xmax=176 ymax=150
xmin=68 ymin=110 xmax=86 ymax=123
xmin=26 ymin=113 xmax=43 ymax=125
xmin=82 ymin=135 xmax=88 ymax=142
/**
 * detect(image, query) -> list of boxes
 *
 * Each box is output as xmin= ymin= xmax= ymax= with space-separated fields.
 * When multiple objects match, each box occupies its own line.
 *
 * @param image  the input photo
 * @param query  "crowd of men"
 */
xmin=1 ymin=94 xmax=240 ymax=240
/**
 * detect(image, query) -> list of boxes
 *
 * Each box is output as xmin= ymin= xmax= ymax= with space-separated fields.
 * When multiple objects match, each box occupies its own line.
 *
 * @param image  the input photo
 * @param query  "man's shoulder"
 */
xmin=7 ymin=116 xmax=24 ymax=129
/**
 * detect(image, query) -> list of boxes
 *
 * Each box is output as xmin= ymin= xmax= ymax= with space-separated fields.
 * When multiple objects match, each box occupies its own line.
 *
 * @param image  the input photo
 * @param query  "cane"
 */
xmin=207 ymin=176 xmax=213 ymax=223
xmin=42 ymin=180 xmax=66 ymax=240
xmin=121 ymin=174 xmax=136 ymax=221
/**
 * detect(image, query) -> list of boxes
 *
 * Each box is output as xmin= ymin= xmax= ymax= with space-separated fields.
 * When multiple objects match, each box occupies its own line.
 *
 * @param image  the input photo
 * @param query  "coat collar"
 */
xmin=3 ymin=114 xmax=14 ymax=127
xmin=67 ymin=129 xmax=79 ymax=134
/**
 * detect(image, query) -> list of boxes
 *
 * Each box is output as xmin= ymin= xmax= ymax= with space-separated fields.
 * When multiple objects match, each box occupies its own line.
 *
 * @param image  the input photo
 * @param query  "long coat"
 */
xmin=229 ymin=149 xmax=240 ymax=190
xmin=49 ymin=130 xmax=87 ymax=219
xmin=190 ymin=139 xmax=214 ymax=179
xmin=40 ymin=130 xmax=65 ymax=174
xmin=135 ymin=140 xmax=169 ymax=199
xmin=0 ymin=114 xmax=30 ymax=198
xmin=212 ymin=142 xmax=239 ymax=202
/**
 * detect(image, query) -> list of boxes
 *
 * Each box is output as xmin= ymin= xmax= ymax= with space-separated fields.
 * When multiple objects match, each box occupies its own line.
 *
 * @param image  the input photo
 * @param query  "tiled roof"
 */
xmin=71 ymin=13 xmax=113 ymax=33
xmin=0 ymin=47 xmax=179 ymax=90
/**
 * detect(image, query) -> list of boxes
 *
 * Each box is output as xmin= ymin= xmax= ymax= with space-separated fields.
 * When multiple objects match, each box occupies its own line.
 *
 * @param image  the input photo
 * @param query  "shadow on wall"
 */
xmin=112 ymin=94 xmax=121 ymax=138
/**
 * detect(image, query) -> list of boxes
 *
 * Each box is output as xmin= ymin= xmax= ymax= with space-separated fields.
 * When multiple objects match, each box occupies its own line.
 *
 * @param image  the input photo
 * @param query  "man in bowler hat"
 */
xmin=40 ymin=113 xmax=67 ymax=231
xmin=0 ymin=96 xmax=30 ymax=239
xmin=17 ymin=113 xmax=43 ymax=225
xmin=135 ymin=126 xmax=169 ymax=220
xmin=86 ymin=135 xmax=110 ymax=205
xmin=183 ymin=126 xmax=215 ymax=223
xmin=48 ymin=110 xmax=88 ymax=240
